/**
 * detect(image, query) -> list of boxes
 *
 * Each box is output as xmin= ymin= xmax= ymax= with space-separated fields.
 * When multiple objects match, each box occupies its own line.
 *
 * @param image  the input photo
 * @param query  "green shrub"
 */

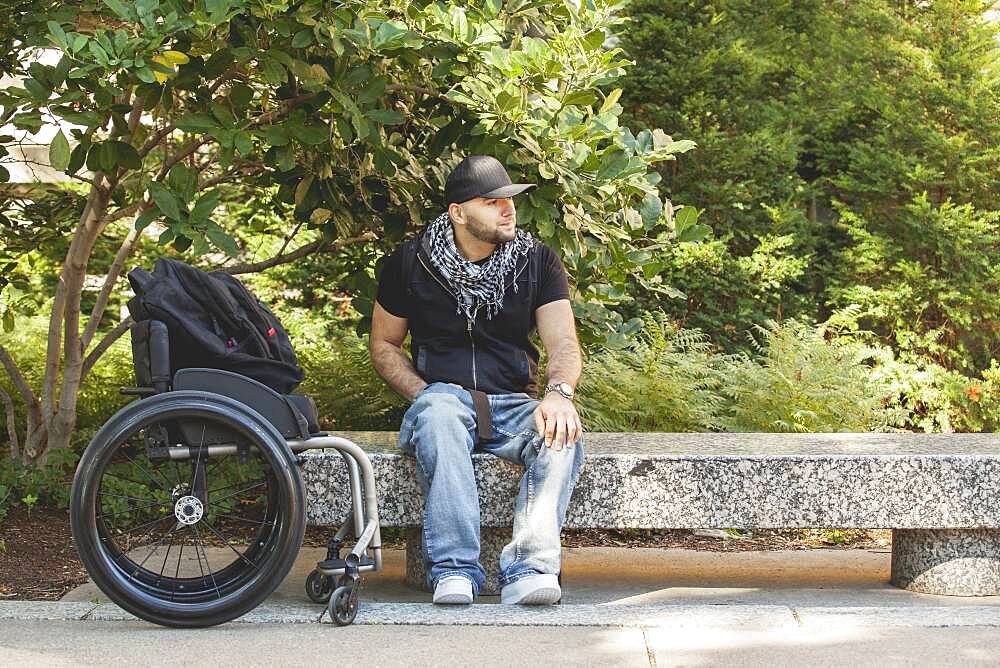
xmin=640 ymin=229 xmax=814 ymax=354
xmin=946 ymin=360 xmax=1000 ymax=433
xmin=824 ymin=196 xmax=1000 ymax=374
xmin=617 ymin=0 xmax=1000 ymax=377
xmin=867 ymin=354 xmax=1000 ymax=434
xmin=577 ymin=309 xmax=914 ymax=434
xmin=0 ymin=314 xmax=135 ymax=444
xmin=292 ymin=318 xmax=408 ymax=431
xmin=0 ymin=314 xmax=133 ymax=514
xmin=712 ymin=316 xmax=909 ymax=433
xmin=576 ymin=312 xmax=726 ymax=432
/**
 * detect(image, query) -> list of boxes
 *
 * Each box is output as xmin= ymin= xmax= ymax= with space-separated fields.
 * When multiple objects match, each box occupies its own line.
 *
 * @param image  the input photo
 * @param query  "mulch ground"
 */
xmin=0 ymin=505 xmax=892 ymax=601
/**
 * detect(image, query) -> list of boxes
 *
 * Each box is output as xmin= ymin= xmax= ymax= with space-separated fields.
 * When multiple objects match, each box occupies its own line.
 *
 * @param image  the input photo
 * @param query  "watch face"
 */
xmin=559 ymin=382 xmax=573 ymax=396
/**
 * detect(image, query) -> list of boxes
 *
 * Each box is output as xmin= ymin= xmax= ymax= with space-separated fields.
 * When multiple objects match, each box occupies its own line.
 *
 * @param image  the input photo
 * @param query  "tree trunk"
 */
xmin=6 ymin=178 xmax=114 ymax=468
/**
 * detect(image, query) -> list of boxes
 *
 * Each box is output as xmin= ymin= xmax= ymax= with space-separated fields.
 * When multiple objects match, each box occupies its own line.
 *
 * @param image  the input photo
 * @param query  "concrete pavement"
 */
xmin=0 ymin=546 xmax=997 ymax=666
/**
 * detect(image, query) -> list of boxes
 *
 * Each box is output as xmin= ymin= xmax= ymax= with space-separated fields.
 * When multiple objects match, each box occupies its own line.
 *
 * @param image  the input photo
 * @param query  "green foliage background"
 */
xmin=617 ymin=0 xmax=1000 ymax=374
xmin=1 ymin=0 xmax=1000 ymax=513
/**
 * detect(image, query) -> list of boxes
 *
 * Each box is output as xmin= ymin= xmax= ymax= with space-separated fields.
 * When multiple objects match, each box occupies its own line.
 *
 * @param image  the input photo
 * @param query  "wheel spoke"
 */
xmin=206 ymin=478 xmax=255 ymax=496
xmin=132 ymin=522 xmax=181 ymax=572
xmin=104 ymin=470 xmax=163 ymax=489
xmin=212 ymin=512 xmax=274 ymax=527
xmin=189 ymin=422 xmax=208 ymax=496
xmin=98 ymin=492 xmax=171 ymax=508
xmin=119 ymin=449 xmax=172 ymax=496
xmin=199 ymin=518 xmax=259 ymax=570
xmin=159 ymin=534 xmax=175 ymax=579
xmin=171 ymin=541 xmax=185 ymax=600
xmin=115 ymin=512 xmax=175 ymax=537
xmin=170 ymin=459 xmax=185 ymax=488
xmin=204 ymin=453 xmax=231 ymax=481
xmin=97 ymin=497 xmax=172 ymax=521
xmin=189 ymin=523 xmax=221 ymax=599
xmin=186 ymin=525 xmax=208 ymax=581
xmin=210 ymin=480 xmax=267 ymax=508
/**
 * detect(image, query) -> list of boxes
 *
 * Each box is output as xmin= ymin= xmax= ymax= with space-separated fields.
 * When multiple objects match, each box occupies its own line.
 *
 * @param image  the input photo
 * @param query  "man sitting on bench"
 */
xmin=370 ymin=155 xmax=585 ymax=606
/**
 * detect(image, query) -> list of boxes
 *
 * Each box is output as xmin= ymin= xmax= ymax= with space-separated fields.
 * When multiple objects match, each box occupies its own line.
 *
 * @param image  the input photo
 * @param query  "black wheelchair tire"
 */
xmin=70 ymin=391 xmax=306 ymax=628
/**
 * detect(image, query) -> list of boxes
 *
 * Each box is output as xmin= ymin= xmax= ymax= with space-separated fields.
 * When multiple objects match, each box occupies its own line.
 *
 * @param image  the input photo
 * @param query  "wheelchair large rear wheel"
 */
xmin=70 ymin=391 xmax=306 ymax=628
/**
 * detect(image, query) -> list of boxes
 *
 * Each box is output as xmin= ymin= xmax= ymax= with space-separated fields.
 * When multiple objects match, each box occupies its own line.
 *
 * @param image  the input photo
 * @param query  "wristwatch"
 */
xmin=544 ymin=381 xmax=575 ymax=401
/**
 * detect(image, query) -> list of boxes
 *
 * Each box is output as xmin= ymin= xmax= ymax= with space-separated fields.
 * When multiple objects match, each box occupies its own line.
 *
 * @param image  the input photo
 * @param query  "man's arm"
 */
xmin=534 ymin=298 xmax=583 ymax=450
xmin=369 ymin=302 xmax=428 ymax=402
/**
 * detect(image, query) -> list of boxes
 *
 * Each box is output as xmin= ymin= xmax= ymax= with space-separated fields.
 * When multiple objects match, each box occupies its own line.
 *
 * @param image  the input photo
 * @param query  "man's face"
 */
xmin=458 ymin=196 xmax=517 ymax=244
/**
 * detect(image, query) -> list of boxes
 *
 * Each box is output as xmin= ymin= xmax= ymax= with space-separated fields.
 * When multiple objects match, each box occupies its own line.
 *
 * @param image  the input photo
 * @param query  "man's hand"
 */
xmin=533 ymin=393 xmax=583 ymax=451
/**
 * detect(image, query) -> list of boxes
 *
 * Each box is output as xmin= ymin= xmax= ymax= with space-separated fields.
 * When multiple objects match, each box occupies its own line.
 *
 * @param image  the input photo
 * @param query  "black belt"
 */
xmin=467 ymin=388 xmax=493 ymax=440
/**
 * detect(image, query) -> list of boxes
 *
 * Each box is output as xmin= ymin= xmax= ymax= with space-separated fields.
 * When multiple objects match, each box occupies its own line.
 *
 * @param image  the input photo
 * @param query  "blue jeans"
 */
xmin=397 ymin=382 xmax=585 ymax=596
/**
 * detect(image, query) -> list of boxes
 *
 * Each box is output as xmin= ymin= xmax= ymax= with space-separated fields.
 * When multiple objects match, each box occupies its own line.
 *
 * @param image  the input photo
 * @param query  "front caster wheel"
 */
xmin=306 ymin=569 xmax=333 ymax=604
xmin=328 ymin=585 xmax=358 ymax=626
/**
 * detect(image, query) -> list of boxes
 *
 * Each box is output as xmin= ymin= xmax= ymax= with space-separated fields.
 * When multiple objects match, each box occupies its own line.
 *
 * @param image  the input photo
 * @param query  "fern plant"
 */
xmin=711 ymin=314 xmax=909 ymax=433
xmin=575 ymin=312 xmax=727 ymax=432
xmin=294 ymin=326 xmax=408 ymax=431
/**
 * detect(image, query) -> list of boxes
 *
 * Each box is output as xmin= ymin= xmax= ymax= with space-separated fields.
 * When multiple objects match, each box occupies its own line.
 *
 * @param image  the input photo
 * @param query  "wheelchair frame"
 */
xmin=69 ymin=319 xmax=383 ymax=627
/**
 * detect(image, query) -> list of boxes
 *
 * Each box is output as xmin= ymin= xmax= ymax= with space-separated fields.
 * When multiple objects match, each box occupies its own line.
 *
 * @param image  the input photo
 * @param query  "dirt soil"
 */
xmin=0 ymin=505 xmax=892 ymax=601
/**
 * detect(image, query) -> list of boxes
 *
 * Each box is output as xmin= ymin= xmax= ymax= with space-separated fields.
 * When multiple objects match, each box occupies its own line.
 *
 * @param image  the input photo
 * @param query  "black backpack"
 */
xmin=126 ymin=258 xmax=304 ymax=394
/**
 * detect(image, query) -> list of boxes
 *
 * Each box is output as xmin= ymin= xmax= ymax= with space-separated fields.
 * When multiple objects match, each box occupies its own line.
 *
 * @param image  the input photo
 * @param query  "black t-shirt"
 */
xmin=376 ymin=242 xmax=570 ymax=319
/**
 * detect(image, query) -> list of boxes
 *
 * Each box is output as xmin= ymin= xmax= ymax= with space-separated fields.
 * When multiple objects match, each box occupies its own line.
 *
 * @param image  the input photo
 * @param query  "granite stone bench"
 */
xmin=301 ymin=432 xmax=1000 ymax=596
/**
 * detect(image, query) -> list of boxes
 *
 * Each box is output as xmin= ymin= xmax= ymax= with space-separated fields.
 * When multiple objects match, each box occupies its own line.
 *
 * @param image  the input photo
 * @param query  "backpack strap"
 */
xmin=281 ymin=394 xmax=311 ymax=439
xmin=401 ymin=235 xmax=419 ymax=296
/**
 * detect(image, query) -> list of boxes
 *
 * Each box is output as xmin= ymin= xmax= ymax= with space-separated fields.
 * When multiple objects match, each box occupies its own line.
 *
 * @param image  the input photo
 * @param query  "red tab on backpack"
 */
xmin=227 ymin=338 xmax=235 ymax=348
xmin=267 ymin=327 xmax=276 ymax=337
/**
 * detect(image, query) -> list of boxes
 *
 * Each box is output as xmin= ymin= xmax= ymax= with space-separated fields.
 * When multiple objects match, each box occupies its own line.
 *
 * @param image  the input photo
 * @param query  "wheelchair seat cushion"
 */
xmin=173 ymin=368 xmax=321 ymax=438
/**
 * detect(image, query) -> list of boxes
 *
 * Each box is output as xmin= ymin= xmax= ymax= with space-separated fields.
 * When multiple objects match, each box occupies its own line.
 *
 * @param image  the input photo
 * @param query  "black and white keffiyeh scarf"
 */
xmin=425 ymin=211 xmax=535 ymax=321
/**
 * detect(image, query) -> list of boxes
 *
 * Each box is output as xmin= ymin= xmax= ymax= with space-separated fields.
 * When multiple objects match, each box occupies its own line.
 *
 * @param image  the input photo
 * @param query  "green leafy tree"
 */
xmin=616 ymin=0 xmax=823 ymax=349
xmin=617 ymin=0 xmax=1000 ymax=370
xmin=0 ymin=0 xmax=697 ymax=466
xmin=813 ymin=3 xmax=1000 ymax=374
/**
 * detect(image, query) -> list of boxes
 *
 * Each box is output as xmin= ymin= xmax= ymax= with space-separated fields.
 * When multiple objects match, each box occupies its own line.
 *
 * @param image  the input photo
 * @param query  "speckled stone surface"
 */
xmin=300 ymin=431 xmax=1000 ymax=596
xmin=890 ymin=529 xmax=1000 ymax=596
xmin=301 ymin=432 xmax=1000 ymax=529
xmin=404 ymin=527 xmax=510 ymax=595
xmin=87 ymin=604 xmax=139 ymax=622
xmin=0 ymin=602 xmax=98 ymax=620
xmin=5 ymin=601 xmax=1000 ymax=628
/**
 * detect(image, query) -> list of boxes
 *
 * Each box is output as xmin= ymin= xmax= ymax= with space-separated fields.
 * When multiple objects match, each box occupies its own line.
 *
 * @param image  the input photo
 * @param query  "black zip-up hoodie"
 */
xmin=401 ymin=228 xmax=545 ymax=395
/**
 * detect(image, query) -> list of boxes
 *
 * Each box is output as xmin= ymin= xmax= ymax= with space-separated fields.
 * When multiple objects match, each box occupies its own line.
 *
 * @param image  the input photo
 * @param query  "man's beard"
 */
xmin=466 ymin=214 xmax=516 ymax=245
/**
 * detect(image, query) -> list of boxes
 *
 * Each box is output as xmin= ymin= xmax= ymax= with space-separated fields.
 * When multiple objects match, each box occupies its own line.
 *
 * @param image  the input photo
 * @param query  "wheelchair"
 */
xmin=69 ymin=319 xmax=383 ymax=628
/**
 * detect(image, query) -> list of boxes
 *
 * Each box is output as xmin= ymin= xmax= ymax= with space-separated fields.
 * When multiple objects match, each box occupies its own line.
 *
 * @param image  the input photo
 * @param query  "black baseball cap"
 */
xmin=444 ymin=155 xmax=537 ymax=205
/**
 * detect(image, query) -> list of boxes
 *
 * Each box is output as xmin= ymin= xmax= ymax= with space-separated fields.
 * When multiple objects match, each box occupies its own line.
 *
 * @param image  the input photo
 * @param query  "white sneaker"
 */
xmin=432 ymin=576 xmax=474 ymax=605
xmin=500 ymin=574 xmax=561 ymax=605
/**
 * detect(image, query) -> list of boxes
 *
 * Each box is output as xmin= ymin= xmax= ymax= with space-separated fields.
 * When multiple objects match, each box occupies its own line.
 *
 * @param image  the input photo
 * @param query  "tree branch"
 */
xmin=276 ymin=219 xmax=306 ymax=259
xmin=138 ymin=122 xmax=177 ymax=159
xmin=13 ymin=158 xmax=96 ymax=185
xmin=157 ymin=136 xmax=213 ymax=180
xmin=81 ymin=220 xmax=142 ymax=352
xmin=200 ymin=163 xmax=266 ymax=190
xmin=52 ymin=183 xmax=113 ymax=425
xmin=221 ymin=232 xmax=377 ymax=275
xmin=102 ymin=199 xmax=150 ymax=226
xmin=81 ymin=316 xmax=134 ymax=381
xmin=0 ymin=386 xmax=19 ymax=459
xmin=126 ymin=93 xmax=144 ymax=132
xmin=385 ymin=83 xmax=456 ymax=103
xmin=136 ymin=70 xmax=240 ymax=159
xmin=0 ymin=344 xmax=38 ymax=411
